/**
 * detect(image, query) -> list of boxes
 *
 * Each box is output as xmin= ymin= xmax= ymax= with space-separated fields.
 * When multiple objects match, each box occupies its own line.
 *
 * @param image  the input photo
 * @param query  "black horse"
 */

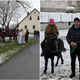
xmin=41 ymin=37 xmax=66 ymax=74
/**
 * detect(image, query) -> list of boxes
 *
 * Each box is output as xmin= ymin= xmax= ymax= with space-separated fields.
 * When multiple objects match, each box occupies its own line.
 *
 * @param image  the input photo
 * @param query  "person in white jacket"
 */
xmin=18 ymin=30 xmax=23 ymax=44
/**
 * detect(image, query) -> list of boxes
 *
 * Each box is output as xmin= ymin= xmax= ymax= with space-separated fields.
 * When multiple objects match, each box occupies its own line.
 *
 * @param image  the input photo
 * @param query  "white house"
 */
xmin=18 ymin=9 xmax=40 ymax=34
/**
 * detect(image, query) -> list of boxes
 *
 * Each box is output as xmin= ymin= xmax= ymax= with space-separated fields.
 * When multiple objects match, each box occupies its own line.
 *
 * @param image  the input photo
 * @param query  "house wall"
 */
xmin=18 ymin=9 xmax=40 ymax=34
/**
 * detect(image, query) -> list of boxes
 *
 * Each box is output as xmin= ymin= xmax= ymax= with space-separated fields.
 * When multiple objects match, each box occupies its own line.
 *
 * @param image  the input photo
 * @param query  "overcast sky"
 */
xmin=9 ymin=0 xmax=40 ymax=26
xmin=11 ymin=0 xmax=40 ymax=24
xmin=31 ymin=0 xmax=40 ymax=11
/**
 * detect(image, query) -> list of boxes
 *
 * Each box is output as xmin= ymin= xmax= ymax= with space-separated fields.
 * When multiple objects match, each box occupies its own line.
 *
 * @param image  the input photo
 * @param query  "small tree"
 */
xmin=0 ymin=0 xmax=32 ymax=27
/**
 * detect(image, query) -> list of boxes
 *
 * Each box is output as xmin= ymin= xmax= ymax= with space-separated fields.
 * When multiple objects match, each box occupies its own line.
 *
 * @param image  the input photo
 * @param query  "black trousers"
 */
xmin=25 ymin=37 xmax=28 ymax=43
xmin=70 ymin=49 xmax=80 ymax=74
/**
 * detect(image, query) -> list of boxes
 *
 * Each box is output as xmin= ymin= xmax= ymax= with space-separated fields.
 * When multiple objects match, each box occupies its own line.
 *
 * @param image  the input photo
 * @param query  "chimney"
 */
xmin=27 ymin=12 xmax=29 ymax=16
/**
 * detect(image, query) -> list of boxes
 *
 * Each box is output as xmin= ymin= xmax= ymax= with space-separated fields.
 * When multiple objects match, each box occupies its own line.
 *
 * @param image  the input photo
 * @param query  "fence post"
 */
xmin=60 ymin=14 xmax=62 ymax=22
xmin=71 ymin=14 xmax=73 ymax=22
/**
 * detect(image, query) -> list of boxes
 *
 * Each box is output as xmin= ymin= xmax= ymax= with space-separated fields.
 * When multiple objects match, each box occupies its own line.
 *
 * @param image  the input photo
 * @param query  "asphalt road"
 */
xmin=0 ymin=40 xmax=39 ymax=79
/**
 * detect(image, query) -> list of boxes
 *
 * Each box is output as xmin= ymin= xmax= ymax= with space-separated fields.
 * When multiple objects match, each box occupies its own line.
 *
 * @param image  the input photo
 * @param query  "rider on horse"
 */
xmin=41 ymin=19 xmax=59 ymax=56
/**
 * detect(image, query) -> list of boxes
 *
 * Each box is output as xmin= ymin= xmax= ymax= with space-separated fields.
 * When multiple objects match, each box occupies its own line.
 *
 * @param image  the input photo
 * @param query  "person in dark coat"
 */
xmin=36 ymin=30 xmax=39 ymax=38
xmin=34 ymin=30 xmax=37 ymax=38
xmin=25 ymin=29 xmax=29 ymax=45
xmin=68 ymin=21 xmax=71 ymax=25
xmin=66 ymin=17 xmax=80 ymax=78
xmin=38 ymin=30 xmax=40 ymax=38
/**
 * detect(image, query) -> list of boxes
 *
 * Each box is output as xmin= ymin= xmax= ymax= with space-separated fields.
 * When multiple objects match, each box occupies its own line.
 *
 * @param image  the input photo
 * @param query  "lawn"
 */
xmin=0 ymin=38 xmax=37 ymax=64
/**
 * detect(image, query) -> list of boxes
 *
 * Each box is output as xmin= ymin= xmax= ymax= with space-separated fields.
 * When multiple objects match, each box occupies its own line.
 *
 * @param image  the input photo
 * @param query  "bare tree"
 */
xmin=0 ymin=0 xmax=32 ymax=27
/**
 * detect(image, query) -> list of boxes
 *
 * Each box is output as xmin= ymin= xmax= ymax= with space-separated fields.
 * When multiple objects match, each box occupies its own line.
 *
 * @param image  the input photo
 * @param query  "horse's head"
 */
xmin=46 ymin=37 xmax=57 ymax=51
xmin=5 ymin=26 xmax=9 ymax=32
xmin=47 ymin=37 xmax=54 ymax=45
xmin=13 ymin=28 xmax=19 ymax=36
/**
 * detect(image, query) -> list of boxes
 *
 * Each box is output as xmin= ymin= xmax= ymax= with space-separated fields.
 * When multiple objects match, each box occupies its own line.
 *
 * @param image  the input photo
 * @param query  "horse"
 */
xmin=5 ymin=28 xmax=18 ymax=42
xmin=0 ymin=27 xmax=18 ymax=42
xmin=41 ymin=37 xmax=66 ymax=74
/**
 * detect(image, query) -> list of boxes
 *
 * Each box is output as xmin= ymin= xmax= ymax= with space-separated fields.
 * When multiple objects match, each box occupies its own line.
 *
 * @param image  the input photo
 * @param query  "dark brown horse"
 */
xmin=5 ymin=28 xmax=18 ymax=42
xmin=0 ymin=27 xmax=18 ymax=42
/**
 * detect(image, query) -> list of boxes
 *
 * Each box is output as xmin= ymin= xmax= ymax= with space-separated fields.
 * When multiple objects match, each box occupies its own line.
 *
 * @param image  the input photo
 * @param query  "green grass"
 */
xmin=0 ymin=38 xmax=37 ymax=64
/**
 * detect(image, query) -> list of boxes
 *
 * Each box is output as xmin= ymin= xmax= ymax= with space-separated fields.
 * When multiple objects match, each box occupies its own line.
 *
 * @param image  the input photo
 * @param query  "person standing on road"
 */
xmin=25 ymin=29 xmax=29 ymax=45
xmin=66 ymin=17 xmax=80 ymax=78
xmin=18 ymin=29 xmax=23 ymax=44
xmin=68 ymin=21 xmax=71 ymax=25
xmin=34 ymin=30 xmax=37 ymax=38
xmin=36 ymin=30 xmax=39 ymax=38
xmin=22 ymin=29 xmax=25 ymax=44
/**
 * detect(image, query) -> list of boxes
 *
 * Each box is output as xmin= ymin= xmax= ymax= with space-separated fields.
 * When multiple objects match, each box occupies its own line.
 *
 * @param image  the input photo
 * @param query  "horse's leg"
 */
xmin=55 ymin=53 xmax=60 ymax=66
xmin=9 ymin=37 xmax=12 ymax=42
xmin=60 ymin=53 xmax=64 ymax=64
xmin=9 ymin=37 xmax=10 ymax=42
xmin=43 ymin=57 xmax=48 ymax=74
xmin=1 ymin=38 xmax=3 ymax=45
xmin=51 ymin=57 xmax=54 ymax=73
xmin=11 ymin=37 xmax=12 ymax=42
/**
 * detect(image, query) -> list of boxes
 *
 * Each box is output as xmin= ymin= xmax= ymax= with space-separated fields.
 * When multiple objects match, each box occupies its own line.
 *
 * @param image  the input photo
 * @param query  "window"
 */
xmin=25 ymin=25 xmax=27 ymax=29
xmin=33 ymin=25 xmax=35 ymax=29
xmin=30 ymin=16 xmax=32 ymax=20
xmin=37 ymin=16 xmax=39 ymax=20
xmin=34 ymin=11 xmax=36 ymax=16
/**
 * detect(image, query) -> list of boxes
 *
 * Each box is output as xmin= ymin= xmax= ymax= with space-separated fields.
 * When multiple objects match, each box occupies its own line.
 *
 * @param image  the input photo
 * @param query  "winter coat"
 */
xmin=34 ymin=30 xmax=36 ymax=35
xmin=25 ymin=31 xmax=29 ymax=39
xmin=45 ymin=23 xmax=59 ymax=39
xmin=66 ymin=24 xmax=80 ymax=49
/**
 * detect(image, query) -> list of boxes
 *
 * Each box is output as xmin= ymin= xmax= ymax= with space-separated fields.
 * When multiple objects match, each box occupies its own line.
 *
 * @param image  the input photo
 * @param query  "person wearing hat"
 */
xmin=25 ymin=29 xmax=29 ymax=45
xmin=66 ymin=17 xmax=80 ymax=78
xmin=41 ymin=19 xmax=59 ymax=56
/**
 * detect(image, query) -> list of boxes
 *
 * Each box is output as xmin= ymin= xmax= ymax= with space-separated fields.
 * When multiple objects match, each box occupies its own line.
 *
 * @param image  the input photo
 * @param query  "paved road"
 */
xmin=0 ymin=40 xmax=39 ymax=79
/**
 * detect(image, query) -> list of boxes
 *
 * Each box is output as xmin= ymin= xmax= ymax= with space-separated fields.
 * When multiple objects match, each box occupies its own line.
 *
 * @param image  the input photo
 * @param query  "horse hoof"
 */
xmin=51 ymin=71 xmax=54 ymax=74
xmin=61 ymin=61 xmax=64 ymax=64
xmin=55 ymin=64 xmax=57 ymax=66
xmin=61 ymin=62 xmax=64 ymax=64
xmin=43 ymin=71 xmax=46 ymax=74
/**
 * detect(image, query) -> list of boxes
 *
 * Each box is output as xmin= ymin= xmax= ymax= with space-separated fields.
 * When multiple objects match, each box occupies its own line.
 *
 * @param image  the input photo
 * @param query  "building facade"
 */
xmin=18 ymin=9 xmax=40 ymax=34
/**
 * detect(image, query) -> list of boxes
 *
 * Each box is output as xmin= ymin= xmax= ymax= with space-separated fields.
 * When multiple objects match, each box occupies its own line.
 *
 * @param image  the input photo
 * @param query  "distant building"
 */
xmin=41 ymin=0 xmax=80 ymax=12
xmin=17 ymin=9 xmax=40 ymax=34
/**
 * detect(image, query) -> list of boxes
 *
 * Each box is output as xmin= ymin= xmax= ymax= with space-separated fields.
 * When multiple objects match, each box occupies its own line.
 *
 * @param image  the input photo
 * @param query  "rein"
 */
xmin=58 ymin=46 xmax=77 ymax=53
xmin=45 ymin=41 xmax=77 ymax=53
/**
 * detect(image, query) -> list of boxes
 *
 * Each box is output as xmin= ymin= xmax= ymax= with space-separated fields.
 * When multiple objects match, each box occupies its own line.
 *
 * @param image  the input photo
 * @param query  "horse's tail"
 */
xmin=57 ymin=38 xmax=66 ymax=52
